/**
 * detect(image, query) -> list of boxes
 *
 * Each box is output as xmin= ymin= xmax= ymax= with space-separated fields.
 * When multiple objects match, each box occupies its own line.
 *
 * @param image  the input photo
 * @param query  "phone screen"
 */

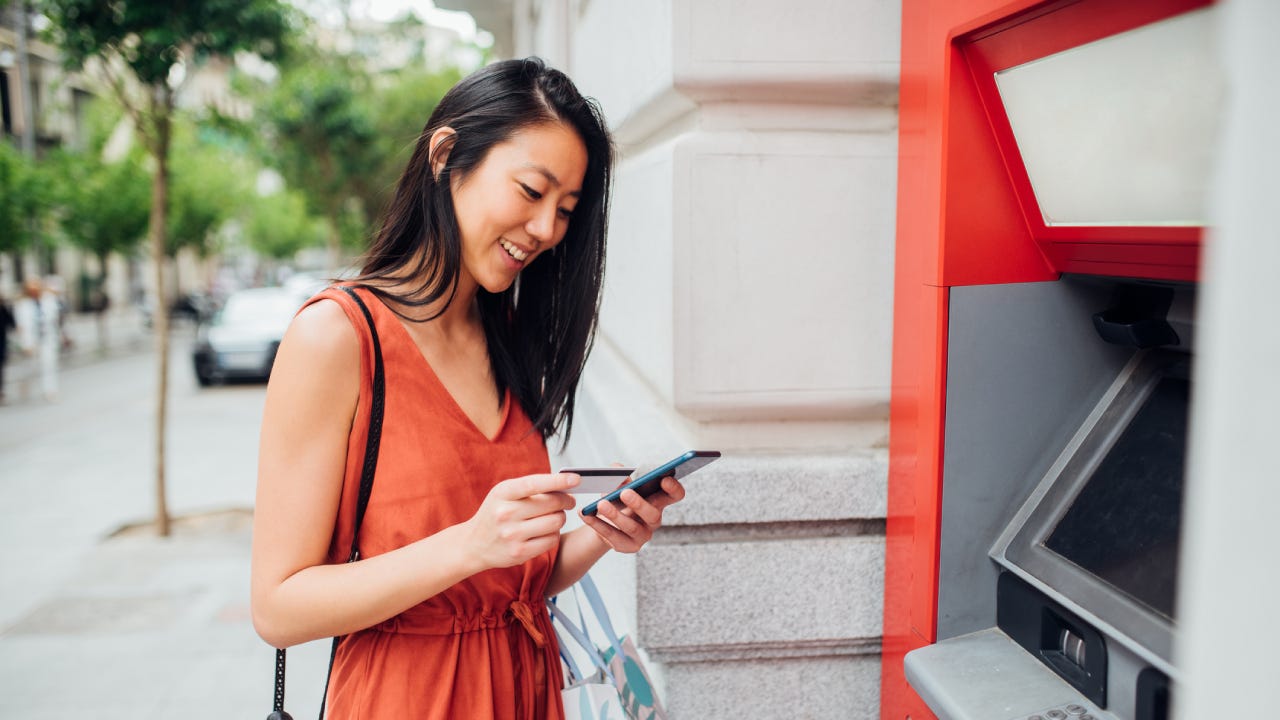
xmin=580 ymin=450 xmax=720 ymax=516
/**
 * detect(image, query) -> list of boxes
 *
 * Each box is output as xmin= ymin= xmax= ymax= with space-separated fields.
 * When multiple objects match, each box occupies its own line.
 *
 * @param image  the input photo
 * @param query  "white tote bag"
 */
xmin=549 ymin=595 xmax=629 ymax=720
xmin=549 ymin=574 xmax=668 ymax=720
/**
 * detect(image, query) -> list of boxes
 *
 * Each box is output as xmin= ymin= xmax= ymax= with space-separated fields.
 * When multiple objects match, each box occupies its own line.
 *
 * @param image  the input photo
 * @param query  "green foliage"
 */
xmin=0 ymin=141 xmax=54 ymax=255
xmin=362 ymin=64 xmax=463 ymax=220
xmin=254 ymin=52 xmax=462 ymax=253
xmin=50 ymin=144 xmax=150 ymax=261
xmin=48 ymin=98 xmax=149 ymax=261
xmin=245 ymin=189 xmax=326 ymax=261
xmin=260 ymin=51 xmax=378 ymax=227
xmin=39 ymin=0 xmax=297 ymax=256
xmin=39 ymin=0 xmax=296 ymax=87
xmin=167 ymin=121 xmax=252 ymax=258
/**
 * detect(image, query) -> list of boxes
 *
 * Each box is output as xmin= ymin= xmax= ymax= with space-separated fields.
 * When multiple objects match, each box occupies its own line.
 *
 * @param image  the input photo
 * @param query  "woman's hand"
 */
xmin=580 ymin=476 xmax=686 ymax=554
xmin=462 ymin=472 xmax=580 ymax=570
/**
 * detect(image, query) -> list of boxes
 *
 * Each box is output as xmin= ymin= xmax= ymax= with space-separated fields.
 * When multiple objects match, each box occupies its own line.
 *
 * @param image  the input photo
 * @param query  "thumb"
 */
xmin=626 ymin=455 xmax=673 ymax=484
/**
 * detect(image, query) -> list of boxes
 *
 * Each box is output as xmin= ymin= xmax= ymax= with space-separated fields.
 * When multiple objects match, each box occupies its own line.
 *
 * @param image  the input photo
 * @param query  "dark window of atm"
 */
xmin=997 ymin=349 xmax=1192 ymax=662
xmin=1043 ymin=373 xmax=1189 ymax=620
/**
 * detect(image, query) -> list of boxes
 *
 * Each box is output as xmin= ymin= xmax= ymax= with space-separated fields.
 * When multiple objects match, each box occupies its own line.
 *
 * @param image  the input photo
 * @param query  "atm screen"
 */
xmin=1043 ymin=375 xmax=1189 ymax=620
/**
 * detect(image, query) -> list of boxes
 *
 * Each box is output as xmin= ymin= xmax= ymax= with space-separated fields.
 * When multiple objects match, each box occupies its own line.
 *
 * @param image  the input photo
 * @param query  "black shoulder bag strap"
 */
xmin=269 ymin=285 xmax=386 ymax=720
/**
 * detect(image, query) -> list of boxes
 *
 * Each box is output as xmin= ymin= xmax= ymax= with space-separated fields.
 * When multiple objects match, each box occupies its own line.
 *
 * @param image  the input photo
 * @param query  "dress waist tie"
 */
xmin=507 ymin=599 xmax=549 ymax=720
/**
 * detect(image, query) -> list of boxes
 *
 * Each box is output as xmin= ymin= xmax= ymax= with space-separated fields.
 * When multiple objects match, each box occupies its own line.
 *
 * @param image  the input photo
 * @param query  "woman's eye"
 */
xmin=519 ymin=183 xmax=542 ymax=200
xmin=557 ymin=207 xmax=574 ymax=219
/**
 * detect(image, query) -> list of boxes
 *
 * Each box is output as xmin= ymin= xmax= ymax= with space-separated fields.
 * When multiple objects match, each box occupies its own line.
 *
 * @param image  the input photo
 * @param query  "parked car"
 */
xmin=192 ymin=287 xmax=302 ymax=386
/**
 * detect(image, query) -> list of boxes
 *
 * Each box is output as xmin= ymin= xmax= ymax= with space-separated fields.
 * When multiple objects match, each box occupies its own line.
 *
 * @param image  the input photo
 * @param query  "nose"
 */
xmin=525 ymin=202 xmax=558 ymax=246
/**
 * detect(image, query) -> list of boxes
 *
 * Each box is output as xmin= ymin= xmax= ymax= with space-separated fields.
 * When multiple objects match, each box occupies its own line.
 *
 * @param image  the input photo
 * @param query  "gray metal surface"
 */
xmin=905 ymin=628 xmax=1118 ymax=720
xmin=996 ymin=351 xmax=1182 ymax=669
xmin=938 ymin=280 xmax=1131 ymax=640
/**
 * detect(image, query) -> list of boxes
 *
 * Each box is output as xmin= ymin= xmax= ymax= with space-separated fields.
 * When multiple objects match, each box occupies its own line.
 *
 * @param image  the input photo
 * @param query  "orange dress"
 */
xmin=307 ymin=286 xmax=565 ymax=720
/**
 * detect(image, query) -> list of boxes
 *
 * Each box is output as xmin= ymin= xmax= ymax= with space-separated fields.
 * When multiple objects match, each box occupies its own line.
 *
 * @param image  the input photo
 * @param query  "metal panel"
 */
xmin=937 ymin=279 xmax=1131 ymax=640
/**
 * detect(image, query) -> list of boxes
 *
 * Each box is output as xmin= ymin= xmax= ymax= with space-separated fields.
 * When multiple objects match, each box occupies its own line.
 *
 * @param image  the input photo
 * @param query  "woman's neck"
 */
xmin=386 ymin=273 xmax=481 ymax=339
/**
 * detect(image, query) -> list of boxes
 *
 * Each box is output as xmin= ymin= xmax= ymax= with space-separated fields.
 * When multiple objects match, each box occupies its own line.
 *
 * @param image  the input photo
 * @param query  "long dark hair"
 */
xmin=356 ymin=57 xmax=614 ymax=445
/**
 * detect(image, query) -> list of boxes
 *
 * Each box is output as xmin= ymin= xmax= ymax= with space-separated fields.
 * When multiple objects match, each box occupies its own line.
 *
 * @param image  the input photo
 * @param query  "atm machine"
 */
xmin=880 ymin=1 xmax=1220 ymax=719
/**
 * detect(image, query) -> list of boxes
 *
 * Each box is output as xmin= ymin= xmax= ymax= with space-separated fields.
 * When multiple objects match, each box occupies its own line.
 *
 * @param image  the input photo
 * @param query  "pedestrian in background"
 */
xmin=251 ymin=57 xmax=686 ymax=719
xmin=13 ymin=277 xmax=62 ymax=401
xmin=0 ymin=292 xmax=14 ymax=404
xmin=43 ymin=274 xmax=72 ymax=354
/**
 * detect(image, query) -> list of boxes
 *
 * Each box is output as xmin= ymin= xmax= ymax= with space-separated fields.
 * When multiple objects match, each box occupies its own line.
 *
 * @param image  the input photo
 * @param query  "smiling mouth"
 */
xmin=499 ymin=238 xmax=530 ymax=262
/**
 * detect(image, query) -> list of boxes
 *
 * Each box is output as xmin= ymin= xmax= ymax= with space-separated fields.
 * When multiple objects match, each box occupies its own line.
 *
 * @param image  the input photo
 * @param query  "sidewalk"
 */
xmin=60 ymin=308 xmax=154 ymax=368
xmin=3 ymin=308 xmax=153 ymax=401
xmin=0 ymin=312 xmax=332 ymax=718
xmin=0 ymin=510 xmax=332 ymax=719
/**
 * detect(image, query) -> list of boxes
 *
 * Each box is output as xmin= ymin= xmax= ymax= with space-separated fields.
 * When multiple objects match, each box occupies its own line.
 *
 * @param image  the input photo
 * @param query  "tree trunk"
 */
xmin=148 ymin=88 xmax=173 ymax=538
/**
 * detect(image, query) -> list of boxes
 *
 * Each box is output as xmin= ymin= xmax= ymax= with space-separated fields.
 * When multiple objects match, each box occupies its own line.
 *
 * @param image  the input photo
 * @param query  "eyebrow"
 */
xmin=521 ymin=163 xmax=582 ymax=198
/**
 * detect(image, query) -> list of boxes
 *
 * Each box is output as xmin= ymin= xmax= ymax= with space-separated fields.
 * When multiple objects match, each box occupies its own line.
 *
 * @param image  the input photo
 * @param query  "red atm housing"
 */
xmin=881 ymin=0 xmax=1210 ymax=717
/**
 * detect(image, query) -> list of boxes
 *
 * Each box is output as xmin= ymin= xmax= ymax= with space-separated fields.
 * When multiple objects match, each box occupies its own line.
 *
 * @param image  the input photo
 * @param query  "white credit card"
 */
xmin=557 ymin=467 xmax=636 ymax=494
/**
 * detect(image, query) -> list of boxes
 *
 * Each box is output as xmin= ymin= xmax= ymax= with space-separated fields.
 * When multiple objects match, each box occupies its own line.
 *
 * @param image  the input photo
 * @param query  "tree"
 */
xmin=260 ymin=51 xmax=377 ymax=270
xmin=51 ymin=98 xmax=149 ymax=347
xmin=40 ymin=0 xmax=294 ymax=536
xmin=361 ymin=64 xmax=462 ymax=222
xmin=0 ymin=139 xmax=51 ymax=280
xmin=245 ymin=188 xmax=327 ymax=275
xmin=246 ymin=188 xmax=326 ymax=262
xmin=167 ymin=122 xmax=251 ymax=261
xmin=50 ymin=144 xmax=150 ymax=348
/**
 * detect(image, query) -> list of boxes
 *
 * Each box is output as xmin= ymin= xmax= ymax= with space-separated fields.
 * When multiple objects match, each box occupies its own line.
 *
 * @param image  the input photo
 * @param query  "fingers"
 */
xmin=579 ymin=476 xmax=689 ymax=555
xmin=493 ymin=528 xmax=562 ymax=566
xmin=597 ymin=495 xmax=650 ymax=535
xmin=469 ymin=494 xmax=570 ymax=569
xmin=498 ymin=472 xmax=580 ymax=500
xmin=654 ymin=476 xmax=686 ymax=507
xmin=615 ymin=477 xmax=687 ymax=520
xmin=617 ymin=488 xmax=663 ymax=526
xmin=580 ymin=512 xmax=628 ymax=549
xmin=506 ymin=511 xmax=568 ymax=543
xmin=491 ymin=474 xmax=577 ymax=520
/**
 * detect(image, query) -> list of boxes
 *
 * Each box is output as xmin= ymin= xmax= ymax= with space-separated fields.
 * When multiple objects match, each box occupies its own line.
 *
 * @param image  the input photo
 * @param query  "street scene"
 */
xmin=3 ymin=0 xmax=1278 ymax=718
xmin=0 ymin=321 xmax=330 ymax=718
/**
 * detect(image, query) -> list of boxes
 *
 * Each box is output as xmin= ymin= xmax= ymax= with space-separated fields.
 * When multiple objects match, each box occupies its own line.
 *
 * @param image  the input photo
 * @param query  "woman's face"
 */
xmin=449 ymin=121 xmax=589 ymax=295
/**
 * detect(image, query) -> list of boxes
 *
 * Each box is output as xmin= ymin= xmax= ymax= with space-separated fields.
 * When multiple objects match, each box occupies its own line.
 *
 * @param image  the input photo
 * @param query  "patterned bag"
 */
xmin=549 ymin=574 xmax=668 ymax=720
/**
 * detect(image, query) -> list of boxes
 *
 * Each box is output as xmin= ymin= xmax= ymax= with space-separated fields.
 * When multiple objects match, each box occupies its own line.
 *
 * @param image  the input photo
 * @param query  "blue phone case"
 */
xmin=580 ymin=450 xmax=721 ymax=516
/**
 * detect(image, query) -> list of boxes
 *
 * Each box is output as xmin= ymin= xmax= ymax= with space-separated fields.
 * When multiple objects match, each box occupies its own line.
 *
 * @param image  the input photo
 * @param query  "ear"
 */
xmin=429 ymin=126 xmax=457 ymax=180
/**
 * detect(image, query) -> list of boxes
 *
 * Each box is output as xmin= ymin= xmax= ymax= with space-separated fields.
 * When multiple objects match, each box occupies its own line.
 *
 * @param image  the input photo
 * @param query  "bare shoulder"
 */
xmin=287 ymin=298 xmax=357 ymax=354
xmin=269 ymin=298 xmax=360 ymax=399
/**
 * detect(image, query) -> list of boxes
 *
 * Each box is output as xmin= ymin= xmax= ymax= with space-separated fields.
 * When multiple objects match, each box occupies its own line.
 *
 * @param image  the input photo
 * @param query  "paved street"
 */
xmin=0 ymin=320 xmax=330 ymax=718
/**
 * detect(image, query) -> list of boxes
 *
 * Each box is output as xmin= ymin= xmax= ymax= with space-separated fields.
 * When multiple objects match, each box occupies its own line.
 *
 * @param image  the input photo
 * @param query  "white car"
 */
xmin=192 ymin=287 xmax=304 ymax=386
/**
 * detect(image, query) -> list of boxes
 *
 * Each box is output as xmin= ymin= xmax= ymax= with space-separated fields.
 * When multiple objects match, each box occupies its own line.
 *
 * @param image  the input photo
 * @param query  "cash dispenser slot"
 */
xmin=997 ymin=573 xmax=1107 ymax=707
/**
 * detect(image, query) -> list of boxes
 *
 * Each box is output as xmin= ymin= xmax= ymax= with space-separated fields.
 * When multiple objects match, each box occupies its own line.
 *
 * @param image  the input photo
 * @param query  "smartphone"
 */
xmin=556 ymin=466 xmax=637 ymax=495
xmin=581 ymin=450 xmax=721 ymax=516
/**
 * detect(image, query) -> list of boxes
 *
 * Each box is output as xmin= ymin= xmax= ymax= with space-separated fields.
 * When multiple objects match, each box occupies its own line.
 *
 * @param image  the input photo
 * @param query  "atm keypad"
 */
xmin=1010 ymin=701 xmax=1105 ymax=720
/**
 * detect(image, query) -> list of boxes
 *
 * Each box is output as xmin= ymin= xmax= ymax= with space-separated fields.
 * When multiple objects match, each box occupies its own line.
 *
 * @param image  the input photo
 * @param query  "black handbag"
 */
xmin=269 ymin=285 xmax=386 ymax=720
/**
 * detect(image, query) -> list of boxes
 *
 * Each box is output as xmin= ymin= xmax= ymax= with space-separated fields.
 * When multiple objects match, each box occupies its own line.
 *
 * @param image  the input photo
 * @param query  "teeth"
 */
xmin=500 ymin=239 xmax=528 ymax=262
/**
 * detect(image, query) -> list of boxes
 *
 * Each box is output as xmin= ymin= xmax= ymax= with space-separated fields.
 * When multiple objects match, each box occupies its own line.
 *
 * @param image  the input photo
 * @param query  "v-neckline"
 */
xmin=366 ymin=291 xmax=511 ymax=444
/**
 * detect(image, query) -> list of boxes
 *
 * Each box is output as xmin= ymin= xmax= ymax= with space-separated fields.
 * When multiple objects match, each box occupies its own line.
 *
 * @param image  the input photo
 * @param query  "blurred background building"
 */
xmin=1 ymin=2 xmax=98 ymax=304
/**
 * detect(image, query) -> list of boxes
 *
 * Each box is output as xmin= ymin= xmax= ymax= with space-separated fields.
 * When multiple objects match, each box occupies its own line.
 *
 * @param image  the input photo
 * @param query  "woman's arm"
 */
xmin=545 ymin=477 xmax=686 ymax=597
xmin=250 ymin=299 xmax=580 ymax=648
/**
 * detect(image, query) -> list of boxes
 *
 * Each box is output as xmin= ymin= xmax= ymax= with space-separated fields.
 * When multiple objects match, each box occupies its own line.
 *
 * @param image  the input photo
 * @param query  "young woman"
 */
xmin=251 ymin=58 xmax=686 ymax=719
